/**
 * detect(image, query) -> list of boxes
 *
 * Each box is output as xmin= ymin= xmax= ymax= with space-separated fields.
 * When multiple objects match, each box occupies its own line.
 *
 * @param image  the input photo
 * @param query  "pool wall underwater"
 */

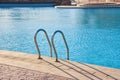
xmin=0 ymin=3 xmax=55 ymax=7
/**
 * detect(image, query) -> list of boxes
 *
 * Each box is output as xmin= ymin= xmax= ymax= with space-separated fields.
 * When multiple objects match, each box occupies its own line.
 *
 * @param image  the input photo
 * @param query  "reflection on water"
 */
xmin=74 ymin=9 xmax=120 ymax=29
xmin=0 ymin=8 xmax=120 ymax=29
xmin=0 ymin=7 xmax=120 ymax=69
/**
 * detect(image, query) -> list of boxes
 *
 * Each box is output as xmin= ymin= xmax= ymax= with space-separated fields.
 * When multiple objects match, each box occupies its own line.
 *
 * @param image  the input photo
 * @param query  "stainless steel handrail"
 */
xmin=34 ymin=29 xmax=52 ymax=59
xmin=51 ymin=30 xmax=69 ymax=62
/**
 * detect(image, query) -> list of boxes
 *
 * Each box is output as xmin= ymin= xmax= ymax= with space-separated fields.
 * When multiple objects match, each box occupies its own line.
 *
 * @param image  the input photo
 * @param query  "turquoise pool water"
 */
xmin=0 ymin=7 xmax=120 ymax=69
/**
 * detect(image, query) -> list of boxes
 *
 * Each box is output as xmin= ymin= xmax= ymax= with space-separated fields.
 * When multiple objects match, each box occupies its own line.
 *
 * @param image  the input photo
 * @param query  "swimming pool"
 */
xmin=0 ymin=7 xmax=120 ymax=69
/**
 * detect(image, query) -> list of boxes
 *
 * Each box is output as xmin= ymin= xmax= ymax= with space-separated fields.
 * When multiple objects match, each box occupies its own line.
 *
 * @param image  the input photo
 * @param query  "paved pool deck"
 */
xmin=55 ymin=3 xmax=120 ymax=9
xmin=0 ymin=50 xmax=120 ymax=80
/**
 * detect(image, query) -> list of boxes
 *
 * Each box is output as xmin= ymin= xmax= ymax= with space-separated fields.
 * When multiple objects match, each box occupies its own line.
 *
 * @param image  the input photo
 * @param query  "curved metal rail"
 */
xmin=51 ymin=30 xmax=69 ymax=62
xmin=34 ymin=29 xmax=52 ymax=59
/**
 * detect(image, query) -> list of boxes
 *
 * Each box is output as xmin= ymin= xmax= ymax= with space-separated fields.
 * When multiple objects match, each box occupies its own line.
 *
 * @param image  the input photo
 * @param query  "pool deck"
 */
xmin=0 ymin=50 xmax=120 ymax=80
xmin=55 ymin=2 xmax=120 ymax=9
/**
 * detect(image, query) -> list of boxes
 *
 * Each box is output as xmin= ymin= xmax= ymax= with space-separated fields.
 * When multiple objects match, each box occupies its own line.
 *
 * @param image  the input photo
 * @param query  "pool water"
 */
xmin=0 ymin=7 xmax=120 ymax=69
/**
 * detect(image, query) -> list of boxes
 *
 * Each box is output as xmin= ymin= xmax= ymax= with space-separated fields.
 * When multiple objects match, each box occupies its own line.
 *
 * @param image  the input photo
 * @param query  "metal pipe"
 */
xmin=34 ymin=29 xmax=52 ymax=59
xmin=51 ymin=30 xmax=69 ymax=62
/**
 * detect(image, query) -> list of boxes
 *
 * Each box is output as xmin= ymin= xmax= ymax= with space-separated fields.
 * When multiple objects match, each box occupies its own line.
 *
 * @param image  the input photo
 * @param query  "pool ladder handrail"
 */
xmin=34 ymin=29 xmax=52 ymax=59
xmin=51 ymin=30 xmax=69 ymax=62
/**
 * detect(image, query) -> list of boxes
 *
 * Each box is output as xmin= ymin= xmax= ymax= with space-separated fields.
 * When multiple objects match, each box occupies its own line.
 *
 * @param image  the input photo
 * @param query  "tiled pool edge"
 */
xmin=0 ymin=50 xmax=120 ymax=80
xmin=55 ymin=5 xmax=120 ymax=9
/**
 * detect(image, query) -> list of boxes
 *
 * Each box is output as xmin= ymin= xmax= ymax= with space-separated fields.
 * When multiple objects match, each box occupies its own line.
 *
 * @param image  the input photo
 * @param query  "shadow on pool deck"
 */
xmin=43 ymin=59 xmax=118 ymax=80
xmin=0 ymin=50 xmax=120 ymax=80
xmin=61 ymin=60 xmax=118 ymax=80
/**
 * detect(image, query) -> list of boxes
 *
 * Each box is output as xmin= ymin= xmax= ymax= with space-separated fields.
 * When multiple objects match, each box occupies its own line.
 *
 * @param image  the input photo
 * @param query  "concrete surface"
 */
xmin=0 ymin=50 xmax=120 ymax=80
